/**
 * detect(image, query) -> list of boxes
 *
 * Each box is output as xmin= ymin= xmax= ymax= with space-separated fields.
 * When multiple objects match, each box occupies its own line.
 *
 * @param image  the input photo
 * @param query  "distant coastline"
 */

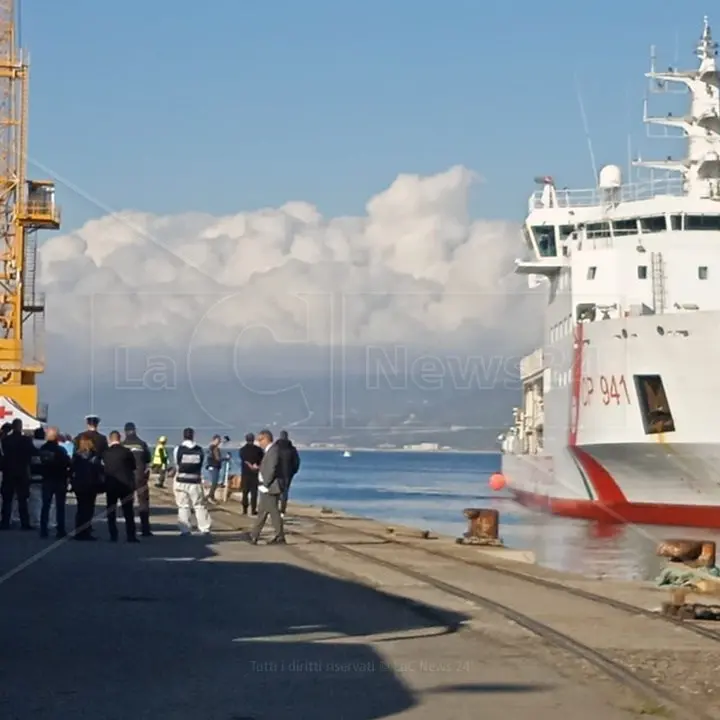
xmin=212 ymin=443 xmax=499 ymax=454
xmin=294 ymin=447 xmax=500 ymax=455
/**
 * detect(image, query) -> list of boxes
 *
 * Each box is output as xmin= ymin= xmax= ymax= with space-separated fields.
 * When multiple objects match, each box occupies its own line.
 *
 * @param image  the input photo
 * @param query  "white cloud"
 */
xmin=39 ymin=165 xmax=539 ymax=364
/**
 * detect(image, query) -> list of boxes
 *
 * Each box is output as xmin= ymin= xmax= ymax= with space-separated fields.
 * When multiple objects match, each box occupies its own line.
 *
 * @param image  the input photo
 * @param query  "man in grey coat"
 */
xmin=248 ymin=429 xmax=286 ymax=544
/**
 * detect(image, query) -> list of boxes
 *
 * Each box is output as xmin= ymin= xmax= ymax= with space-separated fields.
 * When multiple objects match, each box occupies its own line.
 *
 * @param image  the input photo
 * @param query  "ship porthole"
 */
xmin=656 ymin=325 xmax=665 ymax=336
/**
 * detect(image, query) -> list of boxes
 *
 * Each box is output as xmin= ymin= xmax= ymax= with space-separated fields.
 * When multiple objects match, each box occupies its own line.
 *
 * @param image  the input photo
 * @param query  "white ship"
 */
xmin=500 ymin=17 xmax=720 ymax=529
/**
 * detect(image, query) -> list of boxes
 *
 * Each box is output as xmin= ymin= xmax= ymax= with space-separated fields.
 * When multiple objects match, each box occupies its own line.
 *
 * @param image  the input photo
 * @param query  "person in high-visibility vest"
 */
xmin=151 ymin=436 xmax=169 ymax=488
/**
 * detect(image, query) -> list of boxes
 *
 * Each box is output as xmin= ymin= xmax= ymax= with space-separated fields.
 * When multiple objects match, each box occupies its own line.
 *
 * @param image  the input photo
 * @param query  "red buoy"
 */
xmin=489 ymin=473 xmax=506 ymax=491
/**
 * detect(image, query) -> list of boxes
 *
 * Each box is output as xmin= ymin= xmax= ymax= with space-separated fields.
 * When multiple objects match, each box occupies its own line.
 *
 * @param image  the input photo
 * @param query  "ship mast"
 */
xmin=636 ymin=16 xmax=720 ymax=200
xmin=0 ymin=0 xmax=59 ymax=419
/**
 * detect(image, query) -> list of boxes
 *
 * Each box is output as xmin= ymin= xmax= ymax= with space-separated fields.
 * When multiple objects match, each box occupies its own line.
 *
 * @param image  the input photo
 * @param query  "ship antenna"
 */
xmin=625 ymin=84 xmax=633 ymax=186
xmin=698 ymin=15 xmax=718 ymax=60
xmin=574 ymin=73 xmax=598 ymax=184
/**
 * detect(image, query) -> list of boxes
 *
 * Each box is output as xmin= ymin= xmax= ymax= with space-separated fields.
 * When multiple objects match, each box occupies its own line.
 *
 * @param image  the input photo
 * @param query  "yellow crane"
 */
xmin=0 ymin=0 xmax=59 ymax=422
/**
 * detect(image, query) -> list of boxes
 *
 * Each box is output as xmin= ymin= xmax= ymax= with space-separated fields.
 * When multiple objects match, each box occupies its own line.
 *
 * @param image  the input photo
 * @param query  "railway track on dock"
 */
xmin=162 ymin=492 xmax=719 ymax=718
xmin=274 ymin=514 xmax=717 ymax=720
xmin=303 ymin=513 xmax=720 ymax=643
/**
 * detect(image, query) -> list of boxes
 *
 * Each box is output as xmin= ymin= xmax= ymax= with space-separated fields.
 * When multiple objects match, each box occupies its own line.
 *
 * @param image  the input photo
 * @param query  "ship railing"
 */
xmin=530 ymin=177 xmax=684 ymax=209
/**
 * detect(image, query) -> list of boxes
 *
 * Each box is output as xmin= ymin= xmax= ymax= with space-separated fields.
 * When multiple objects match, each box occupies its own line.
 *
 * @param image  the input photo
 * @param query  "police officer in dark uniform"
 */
xmin=71 ymin=415 xmax=108 ymax=540
xmin=122 ymin=422 xmax=153 ymax=537
xmin=0 ymin=419 xmax=36 ymax=530
xmin=73 ymin=414 xmax=109 ymax=456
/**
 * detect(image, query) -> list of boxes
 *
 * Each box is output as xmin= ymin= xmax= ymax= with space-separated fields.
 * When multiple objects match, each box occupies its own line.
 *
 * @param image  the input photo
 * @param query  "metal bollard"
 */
xmin=458 ymin=508 xmax=502 ymax=545
xmin=657 ymin=539 xmax=716 ymax=567
xmin=698 ymin=541 xmax=716 ymax=568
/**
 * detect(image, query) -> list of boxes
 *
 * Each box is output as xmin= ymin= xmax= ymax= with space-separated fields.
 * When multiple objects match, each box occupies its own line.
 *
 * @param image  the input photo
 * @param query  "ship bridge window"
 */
xmin=586 ymin=222 xmax=611 ymax=238
xmin=531 ymin=226 xmax=557 ymax=256
xmin=670 ymin=214 xmax=683 ymax=231
xmin=634 ymin=374 xmax=675 ymax=435
xmin=613 ymin=219 xmax=638 ymax=236
xmin=559 ymin=225 xmax=577 ymax=242
xmin=685 ymin=215 xmax=720 ymax=231
xmin=639 ymin=216 xmax=667 ymax=233
xmin=699 ymin=265 xmax=708 ymax=280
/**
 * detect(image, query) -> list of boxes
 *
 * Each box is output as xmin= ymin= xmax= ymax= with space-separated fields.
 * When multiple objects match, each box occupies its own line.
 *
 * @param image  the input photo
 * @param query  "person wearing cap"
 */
xmin=73 ymin=415 xmax=109 ymax=457
xmin=151 ymin=436 xmax=169 ymax=488
xmin=173 ymin=427 xmax=211 ymax=535
xmin=122 ymin=422 xmax=153 ymax=537
xmin=70 ymin=415 xmax=108 ymax=540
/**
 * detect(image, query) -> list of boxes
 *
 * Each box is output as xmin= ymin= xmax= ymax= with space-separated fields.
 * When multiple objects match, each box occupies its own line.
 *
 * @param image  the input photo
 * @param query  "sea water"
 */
xmin=223 ymin=449 xmax=720 ymax=581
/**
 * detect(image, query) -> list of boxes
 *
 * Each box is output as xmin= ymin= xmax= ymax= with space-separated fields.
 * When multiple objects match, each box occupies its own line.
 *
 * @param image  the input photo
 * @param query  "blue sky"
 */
xmin=21 ymin=0 xmax=714 ymax=232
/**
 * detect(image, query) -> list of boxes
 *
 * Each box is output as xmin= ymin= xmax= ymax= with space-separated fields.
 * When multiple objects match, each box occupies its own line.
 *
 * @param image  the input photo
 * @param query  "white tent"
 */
xmin=0 ymin=396 xmax=42 ymax=430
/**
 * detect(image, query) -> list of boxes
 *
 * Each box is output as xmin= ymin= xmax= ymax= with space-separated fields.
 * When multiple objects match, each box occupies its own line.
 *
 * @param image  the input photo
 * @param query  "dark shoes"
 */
xmin=244 ymin=534 xmax=285 ymax=545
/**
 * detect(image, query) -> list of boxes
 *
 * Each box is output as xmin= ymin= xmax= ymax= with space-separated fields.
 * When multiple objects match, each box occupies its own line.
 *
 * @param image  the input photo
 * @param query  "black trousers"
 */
xmin=135 ymin=473 xmax=150 ymax=513
xmin=241 ymin=475 xmax=258 ymax=513
xmin=0 ymin=473 xmax=30 ymax=528
xmin=41 ymin=480 xmax=67 ymax=536
xmin=280 ymin=478 xmax=293 ymax=515
xmin=106 ymin=482 xmax=136 ymax=540
xmin=74 ymin=489 xmax=97 ymax=537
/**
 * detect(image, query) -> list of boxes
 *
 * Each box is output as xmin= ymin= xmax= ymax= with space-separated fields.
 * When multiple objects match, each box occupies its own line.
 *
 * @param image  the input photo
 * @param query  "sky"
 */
xmin=22 ymin=0 xmax=712 ymax=229
xmin=16 ymin=0 xmax=717 ymax=432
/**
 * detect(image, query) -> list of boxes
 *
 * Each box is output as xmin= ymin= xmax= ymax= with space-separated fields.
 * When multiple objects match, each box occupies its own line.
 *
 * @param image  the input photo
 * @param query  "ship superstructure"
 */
xmin=500 ymin=17 xmax=720 ymax=528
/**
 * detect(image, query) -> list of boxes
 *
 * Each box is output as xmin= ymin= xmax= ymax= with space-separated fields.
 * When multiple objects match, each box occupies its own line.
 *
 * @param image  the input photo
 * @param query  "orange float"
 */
xmin=488 ymin=473 xmax=506 ymax=491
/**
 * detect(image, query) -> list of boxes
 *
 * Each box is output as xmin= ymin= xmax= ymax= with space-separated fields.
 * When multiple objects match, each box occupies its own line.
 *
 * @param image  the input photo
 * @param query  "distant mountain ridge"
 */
xmin=39 ymin=338 xmax=524 ymax=449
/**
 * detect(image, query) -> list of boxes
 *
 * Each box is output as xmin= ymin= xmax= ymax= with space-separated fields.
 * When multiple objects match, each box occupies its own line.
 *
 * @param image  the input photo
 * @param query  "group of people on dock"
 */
xmin=0 ymin=415 xmax=301 ymax=544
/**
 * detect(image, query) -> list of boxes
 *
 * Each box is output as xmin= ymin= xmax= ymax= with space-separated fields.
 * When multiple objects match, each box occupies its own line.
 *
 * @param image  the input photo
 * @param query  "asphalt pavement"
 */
xmin=0 ymin=502 xmax=644 ymax=719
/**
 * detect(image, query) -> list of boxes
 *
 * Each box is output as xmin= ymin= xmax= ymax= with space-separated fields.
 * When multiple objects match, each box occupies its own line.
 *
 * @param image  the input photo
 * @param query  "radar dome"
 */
xmin=598 ymin=164 xmax=623 ymax=189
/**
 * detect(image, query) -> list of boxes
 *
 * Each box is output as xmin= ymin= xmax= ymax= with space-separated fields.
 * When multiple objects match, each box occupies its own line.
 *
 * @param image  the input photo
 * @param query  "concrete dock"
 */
xmin=0 ymin=494 xmax=671 ymax=720
xmin=0 ymin=498 xmax=652 ymax=720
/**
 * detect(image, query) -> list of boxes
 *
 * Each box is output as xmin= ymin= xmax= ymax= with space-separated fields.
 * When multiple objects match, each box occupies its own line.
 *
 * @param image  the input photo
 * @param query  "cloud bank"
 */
xmin=40 ymin=165 xmax=536 ymax=351
xmin=37 ymin=165 xmax=541 ymax=432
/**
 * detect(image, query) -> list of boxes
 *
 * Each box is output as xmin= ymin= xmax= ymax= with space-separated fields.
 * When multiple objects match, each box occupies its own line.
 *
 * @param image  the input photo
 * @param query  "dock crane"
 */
xmin=0 ymin=0 xmax=60 ymax=422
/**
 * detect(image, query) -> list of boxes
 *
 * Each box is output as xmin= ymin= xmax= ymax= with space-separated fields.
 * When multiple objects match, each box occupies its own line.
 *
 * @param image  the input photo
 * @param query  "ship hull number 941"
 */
xmin=581 ymin=375 xmax=631 ymax=406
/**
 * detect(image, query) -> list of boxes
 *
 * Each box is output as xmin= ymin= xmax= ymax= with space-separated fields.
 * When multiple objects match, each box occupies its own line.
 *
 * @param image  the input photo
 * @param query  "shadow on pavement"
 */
xmin=0 ymin=506 xmax=551 ymax=719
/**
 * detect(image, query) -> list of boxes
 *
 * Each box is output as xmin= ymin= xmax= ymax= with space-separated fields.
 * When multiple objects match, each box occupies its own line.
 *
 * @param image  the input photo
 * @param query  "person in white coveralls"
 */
xmin=173 ymin=427 xmax=211 ymax=535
